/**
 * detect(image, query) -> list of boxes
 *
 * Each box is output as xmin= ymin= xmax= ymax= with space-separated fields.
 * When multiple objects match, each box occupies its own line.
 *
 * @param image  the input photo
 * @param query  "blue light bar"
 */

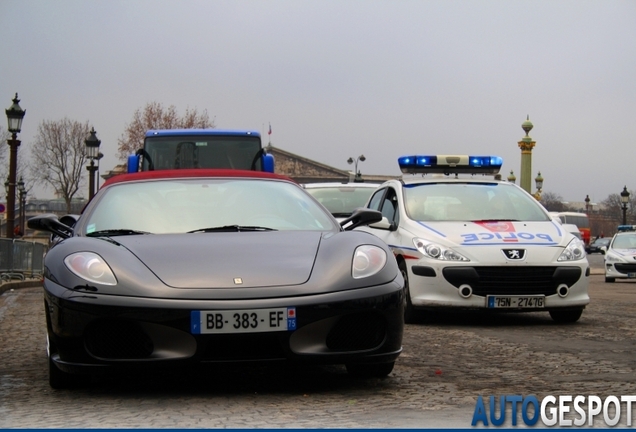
xmin=617 ymin=225 xmax=636 ymax=232
xmin=398 ymin=155 xmax=503 ymax=175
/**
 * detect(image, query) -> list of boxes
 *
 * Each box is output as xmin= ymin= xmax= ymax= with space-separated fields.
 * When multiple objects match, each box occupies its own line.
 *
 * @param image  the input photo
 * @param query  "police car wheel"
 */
xmin=605 ymin=276 xmax=615 ymax=283
xmin=548 ymin=309 xmax=583 ymax=324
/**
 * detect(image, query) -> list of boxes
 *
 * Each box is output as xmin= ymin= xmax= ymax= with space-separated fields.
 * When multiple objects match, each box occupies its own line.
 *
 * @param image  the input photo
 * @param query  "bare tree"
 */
xmin=601 ymin=191 xmax=635 ymax=225
xmin=117 ymin=102 xmax=214 ymax=160
xmin=539 ymin=191 xmax=571 ymax=212
xmin=29 ymin=118 xmax=91 ymax=213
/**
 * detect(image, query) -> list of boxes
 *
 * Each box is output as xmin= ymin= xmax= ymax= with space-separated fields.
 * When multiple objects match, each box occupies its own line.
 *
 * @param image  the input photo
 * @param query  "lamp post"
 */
xmin=585 ymin=195 xmax=591 ymax=213
xmin=507 ymin=170 xmax=516 ymax=184
xmin=620 ymin=186 xmax=630 ymax=225
xmin=17 ymin=178 xmax=25 ymax=237
xmin=532 ymin=171 xmax=544 ymax=201
xmin=347 ymin=154 xmax=366 ymax=182
xmin=85 ymin=127 xmax=101 ymax=199
xmin=5 ymin=94 xmax=26 ymax=239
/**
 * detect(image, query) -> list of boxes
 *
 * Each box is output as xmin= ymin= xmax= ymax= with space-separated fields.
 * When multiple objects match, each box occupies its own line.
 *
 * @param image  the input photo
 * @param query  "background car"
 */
xmin=29 ymin=169 xmax=404 ymax=388
xmin=303 ymin=182 xmax=379 ymax=221
xmin=355 ymin=155 xmax=590 ymax=324
xmin=603 ymin=226 xmax=636 ymax=282
xmin=586 ymin=237 xmax=611 ymax=254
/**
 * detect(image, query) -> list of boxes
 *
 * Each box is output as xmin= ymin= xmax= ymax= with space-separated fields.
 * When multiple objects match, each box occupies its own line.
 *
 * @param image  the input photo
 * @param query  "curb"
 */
xmin=0 ymin=279 xmax=43 ymax=295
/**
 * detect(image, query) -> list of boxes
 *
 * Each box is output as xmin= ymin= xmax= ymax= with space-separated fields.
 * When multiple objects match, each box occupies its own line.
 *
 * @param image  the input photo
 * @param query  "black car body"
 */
xmin=586 ymin=237 xmax=610 ymax=254
xmin=30 ymin=169 xmax=404 ymax=388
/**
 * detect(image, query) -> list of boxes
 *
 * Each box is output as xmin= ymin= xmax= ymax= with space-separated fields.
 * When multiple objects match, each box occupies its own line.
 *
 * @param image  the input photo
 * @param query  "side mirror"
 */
xmin=341 ymin=208 xmax=382 ymax=231
xmin=368 ymin=216 xmax=397 ymax=231
xmin=28 ymin=214 xmax=74 ymax=240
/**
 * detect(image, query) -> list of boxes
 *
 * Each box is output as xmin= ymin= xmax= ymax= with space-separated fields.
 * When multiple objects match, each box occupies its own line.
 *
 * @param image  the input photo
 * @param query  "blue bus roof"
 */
xmin=145 ymin=129 xmax=261 ymax=138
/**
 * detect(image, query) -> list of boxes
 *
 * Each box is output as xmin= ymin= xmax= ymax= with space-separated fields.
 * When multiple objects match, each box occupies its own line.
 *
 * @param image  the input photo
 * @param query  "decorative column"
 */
xmin=518 ymin=116 xmax=535 ymax=194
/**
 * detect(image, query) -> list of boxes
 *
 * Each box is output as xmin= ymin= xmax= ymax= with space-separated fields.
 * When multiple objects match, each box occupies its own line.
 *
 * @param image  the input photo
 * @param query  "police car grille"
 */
xmin=614 ymin=263 xmax=636 ymax=273
xmin=443 ymin=266 xmax=581 ymax=296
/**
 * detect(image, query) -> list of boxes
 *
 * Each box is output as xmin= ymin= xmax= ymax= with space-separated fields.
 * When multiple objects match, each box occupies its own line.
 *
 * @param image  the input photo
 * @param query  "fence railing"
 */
xmin=0 ymin=238 xmax=46 ymax=282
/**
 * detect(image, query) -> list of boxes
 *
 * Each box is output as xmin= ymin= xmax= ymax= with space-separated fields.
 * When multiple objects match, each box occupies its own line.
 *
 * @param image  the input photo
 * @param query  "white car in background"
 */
xmin=356 ymin=154 xmax=590 ymax=324
xmin=603 ymin=226 xmax=636 ymax=282
xmin=303 ymin=182 xmax=380 ymax=222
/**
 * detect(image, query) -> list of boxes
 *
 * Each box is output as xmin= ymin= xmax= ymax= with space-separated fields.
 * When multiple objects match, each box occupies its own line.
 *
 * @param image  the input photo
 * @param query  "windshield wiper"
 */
xmin=187 ymin=225 xmax=277 ymax=233
xmin=86 ymin=229 xmax=152 ymax=237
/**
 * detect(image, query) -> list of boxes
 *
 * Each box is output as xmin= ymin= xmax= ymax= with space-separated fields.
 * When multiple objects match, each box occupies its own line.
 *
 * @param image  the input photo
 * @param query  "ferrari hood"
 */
xmin=112 ymin=231 xmax=322 ymax=288
xmin=411 ymin=220 xmax=567 ymax=247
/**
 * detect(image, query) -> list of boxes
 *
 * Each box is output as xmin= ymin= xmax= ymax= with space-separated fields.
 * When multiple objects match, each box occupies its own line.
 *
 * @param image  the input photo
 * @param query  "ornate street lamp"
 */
xmin=507 ymin=170 xmax=516 ymax=184
xmin=585 ymin=195 xmax=591 ymax=213
xmin=620 ymin=186 xmax=630 ymax=225
xmin=347 ymin=154 xmax=366 ymax=182
xmin=533 ymin=171 xmax=544 ymax=201
xmin=85 ymin=127 xmax=101 ymax=199
xmin=5 ymin=93 xmax=26 ymax=239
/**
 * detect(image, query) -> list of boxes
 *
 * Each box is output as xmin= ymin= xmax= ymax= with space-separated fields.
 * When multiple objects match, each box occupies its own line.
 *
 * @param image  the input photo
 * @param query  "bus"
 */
xmin=127 ymin=129 xmax=275 ymax=173
xmin=550 ymin=211 xmax=591 ymax=245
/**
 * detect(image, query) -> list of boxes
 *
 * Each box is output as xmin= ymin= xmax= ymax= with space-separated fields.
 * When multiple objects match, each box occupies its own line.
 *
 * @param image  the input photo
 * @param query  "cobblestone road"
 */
xmin=1 ymin=273 xmax=635 ymax=428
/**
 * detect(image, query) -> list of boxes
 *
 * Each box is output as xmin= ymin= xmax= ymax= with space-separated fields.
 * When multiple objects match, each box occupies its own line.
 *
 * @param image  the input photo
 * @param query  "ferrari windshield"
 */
xmin=83 ymin=178 xmax=338 ymax=234
xmin=403 ymin=182 xmax=551 ymax=222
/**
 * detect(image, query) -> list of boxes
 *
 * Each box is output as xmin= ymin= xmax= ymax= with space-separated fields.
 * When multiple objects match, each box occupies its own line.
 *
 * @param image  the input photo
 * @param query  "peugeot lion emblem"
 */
xmin=503 ymin=249 xmax=526 ymax=260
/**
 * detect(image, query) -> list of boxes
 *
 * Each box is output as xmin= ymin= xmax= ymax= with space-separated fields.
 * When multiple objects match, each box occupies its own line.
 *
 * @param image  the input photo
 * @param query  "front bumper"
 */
xmin=605 ymin=262 xmax=636 ymax=279
xmin=44 ymin=278 xmax=404 ymax=373
xmin=407 ymin=261 xmax=590 ymax=311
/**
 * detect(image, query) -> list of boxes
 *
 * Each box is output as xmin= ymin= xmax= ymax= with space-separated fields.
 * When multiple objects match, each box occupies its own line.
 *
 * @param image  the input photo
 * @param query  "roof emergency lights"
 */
xmin=398 ymin=155 xmax=503 ymax=175
xmin=617 ymin=225 xmax=636 ymax=232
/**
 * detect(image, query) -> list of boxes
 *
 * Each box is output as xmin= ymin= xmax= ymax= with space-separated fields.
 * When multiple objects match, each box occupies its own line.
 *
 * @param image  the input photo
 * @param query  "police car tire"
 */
xmin=548 ymin=309 xmax=583 ymax=324
xmin=605 ymin=276 xmax=615 ymax=283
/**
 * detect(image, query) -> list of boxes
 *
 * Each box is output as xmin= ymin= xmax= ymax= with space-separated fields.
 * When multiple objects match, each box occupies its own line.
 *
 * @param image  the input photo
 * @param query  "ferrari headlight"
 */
xmin=413 ymin=238 xmax=469 ymax=261
xmin=558 ymin=238 xmax=587 ymax=262
xmin=352 ymin=245 xmax=387 ymax=279
xmin=64 ymin=252 xmax=117 ymax=285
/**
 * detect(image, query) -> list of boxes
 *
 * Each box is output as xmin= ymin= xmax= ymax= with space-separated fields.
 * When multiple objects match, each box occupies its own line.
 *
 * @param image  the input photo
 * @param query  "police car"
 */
xmin=603 ymin=225 xmax=636 ymax=283
xmin=356 ymin=155 xmax=590 ymax=323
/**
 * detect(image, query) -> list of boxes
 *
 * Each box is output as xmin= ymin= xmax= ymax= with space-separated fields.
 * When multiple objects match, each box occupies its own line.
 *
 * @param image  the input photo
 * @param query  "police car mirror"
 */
xmin=368 ymin=216 xmax=394 ymax=231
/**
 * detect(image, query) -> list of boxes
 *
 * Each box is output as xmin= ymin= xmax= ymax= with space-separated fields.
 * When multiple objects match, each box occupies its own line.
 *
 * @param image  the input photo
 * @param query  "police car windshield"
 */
xmin=143 ymin=135 xmax=262 ymax=171
xmin=403 ymin=183 xmax=551 ymax=222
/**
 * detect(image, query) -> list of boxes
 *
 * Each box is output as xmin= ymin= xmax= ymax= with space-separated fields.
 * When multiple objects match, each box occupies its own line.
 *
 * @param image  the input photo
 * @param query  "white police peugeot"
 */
xmin=603 ymin=225 xmax=636 ymax=283
xmin=356 ymin=155 xmax=590 ymax=323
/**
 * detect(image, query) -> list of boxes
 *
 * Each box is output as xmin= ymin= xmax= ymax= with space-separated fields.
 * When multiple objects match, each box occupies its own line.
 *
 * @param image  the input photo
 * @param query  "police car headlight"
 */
xmin=605 ymin=253 xmax=622 ymax=263
xmin=352 ymin=245 xmax=387 ymax=279
xmin=413 ymin=238 xmax=469 ymax=261
xmin=557 ymin=238 xmax=587 ymax=262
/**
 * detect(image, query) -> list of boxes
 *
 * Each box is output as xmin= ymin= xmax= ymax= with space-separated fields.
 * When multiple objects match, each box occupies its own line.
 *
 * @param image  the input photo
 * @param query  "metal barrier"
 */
xmin=0 ymin=238 xmax=46 ymax=282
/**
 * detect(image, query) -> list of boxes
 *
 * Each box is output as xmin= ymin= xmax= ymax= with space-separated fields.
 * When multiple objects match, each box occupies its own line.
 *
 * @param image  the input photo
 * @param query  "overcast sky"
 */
xmin=1 ymin=0 xmax=635 ymax=204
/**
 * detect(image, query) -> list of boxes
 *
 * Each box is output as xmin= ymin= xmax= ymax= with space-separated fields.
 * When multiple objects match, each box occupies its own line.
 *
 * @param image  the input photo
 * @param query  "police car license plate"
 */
xmin=191 ymin=308 xmax=297 ymax=334
xmin=487 ymin=296 xmax=545 ymax=308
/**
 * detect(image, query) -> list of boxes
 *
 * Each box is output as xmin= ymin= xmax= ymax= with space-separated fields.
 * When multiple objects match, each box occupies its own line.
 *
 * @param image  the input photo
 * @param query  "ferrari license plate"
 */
xmin=191 ymin=308 xmax=297 ymax=334
xmin=487 ymin=296 xmax=545 ymax=308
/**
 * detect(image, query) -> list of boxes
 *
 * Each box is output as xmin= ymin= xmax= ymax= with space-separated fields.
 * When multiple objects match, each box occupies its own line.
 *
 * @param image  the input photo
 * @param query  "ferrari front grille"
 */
xmin=326 ymin=312 xmax=386 ymax=351
xmin=85 ymin=320 xmax=154 ymax=360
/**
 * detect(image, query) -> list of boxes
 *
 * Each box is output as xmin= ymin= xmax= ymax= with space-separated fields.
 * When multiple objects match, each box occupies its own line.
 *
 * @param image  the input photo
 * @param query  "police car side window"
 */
xmin=367 ymin=188 xmax=385 ymax=211
xmin=380 ymin=188 xmax=399 ymax=224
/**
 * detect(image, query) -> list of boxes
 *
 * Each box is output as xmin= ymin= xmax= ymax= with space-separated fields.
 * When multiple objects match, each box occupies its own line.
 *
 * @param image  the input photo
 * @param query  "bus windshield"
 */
xmin=142 ymin=134 xmax=263 ymax=171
